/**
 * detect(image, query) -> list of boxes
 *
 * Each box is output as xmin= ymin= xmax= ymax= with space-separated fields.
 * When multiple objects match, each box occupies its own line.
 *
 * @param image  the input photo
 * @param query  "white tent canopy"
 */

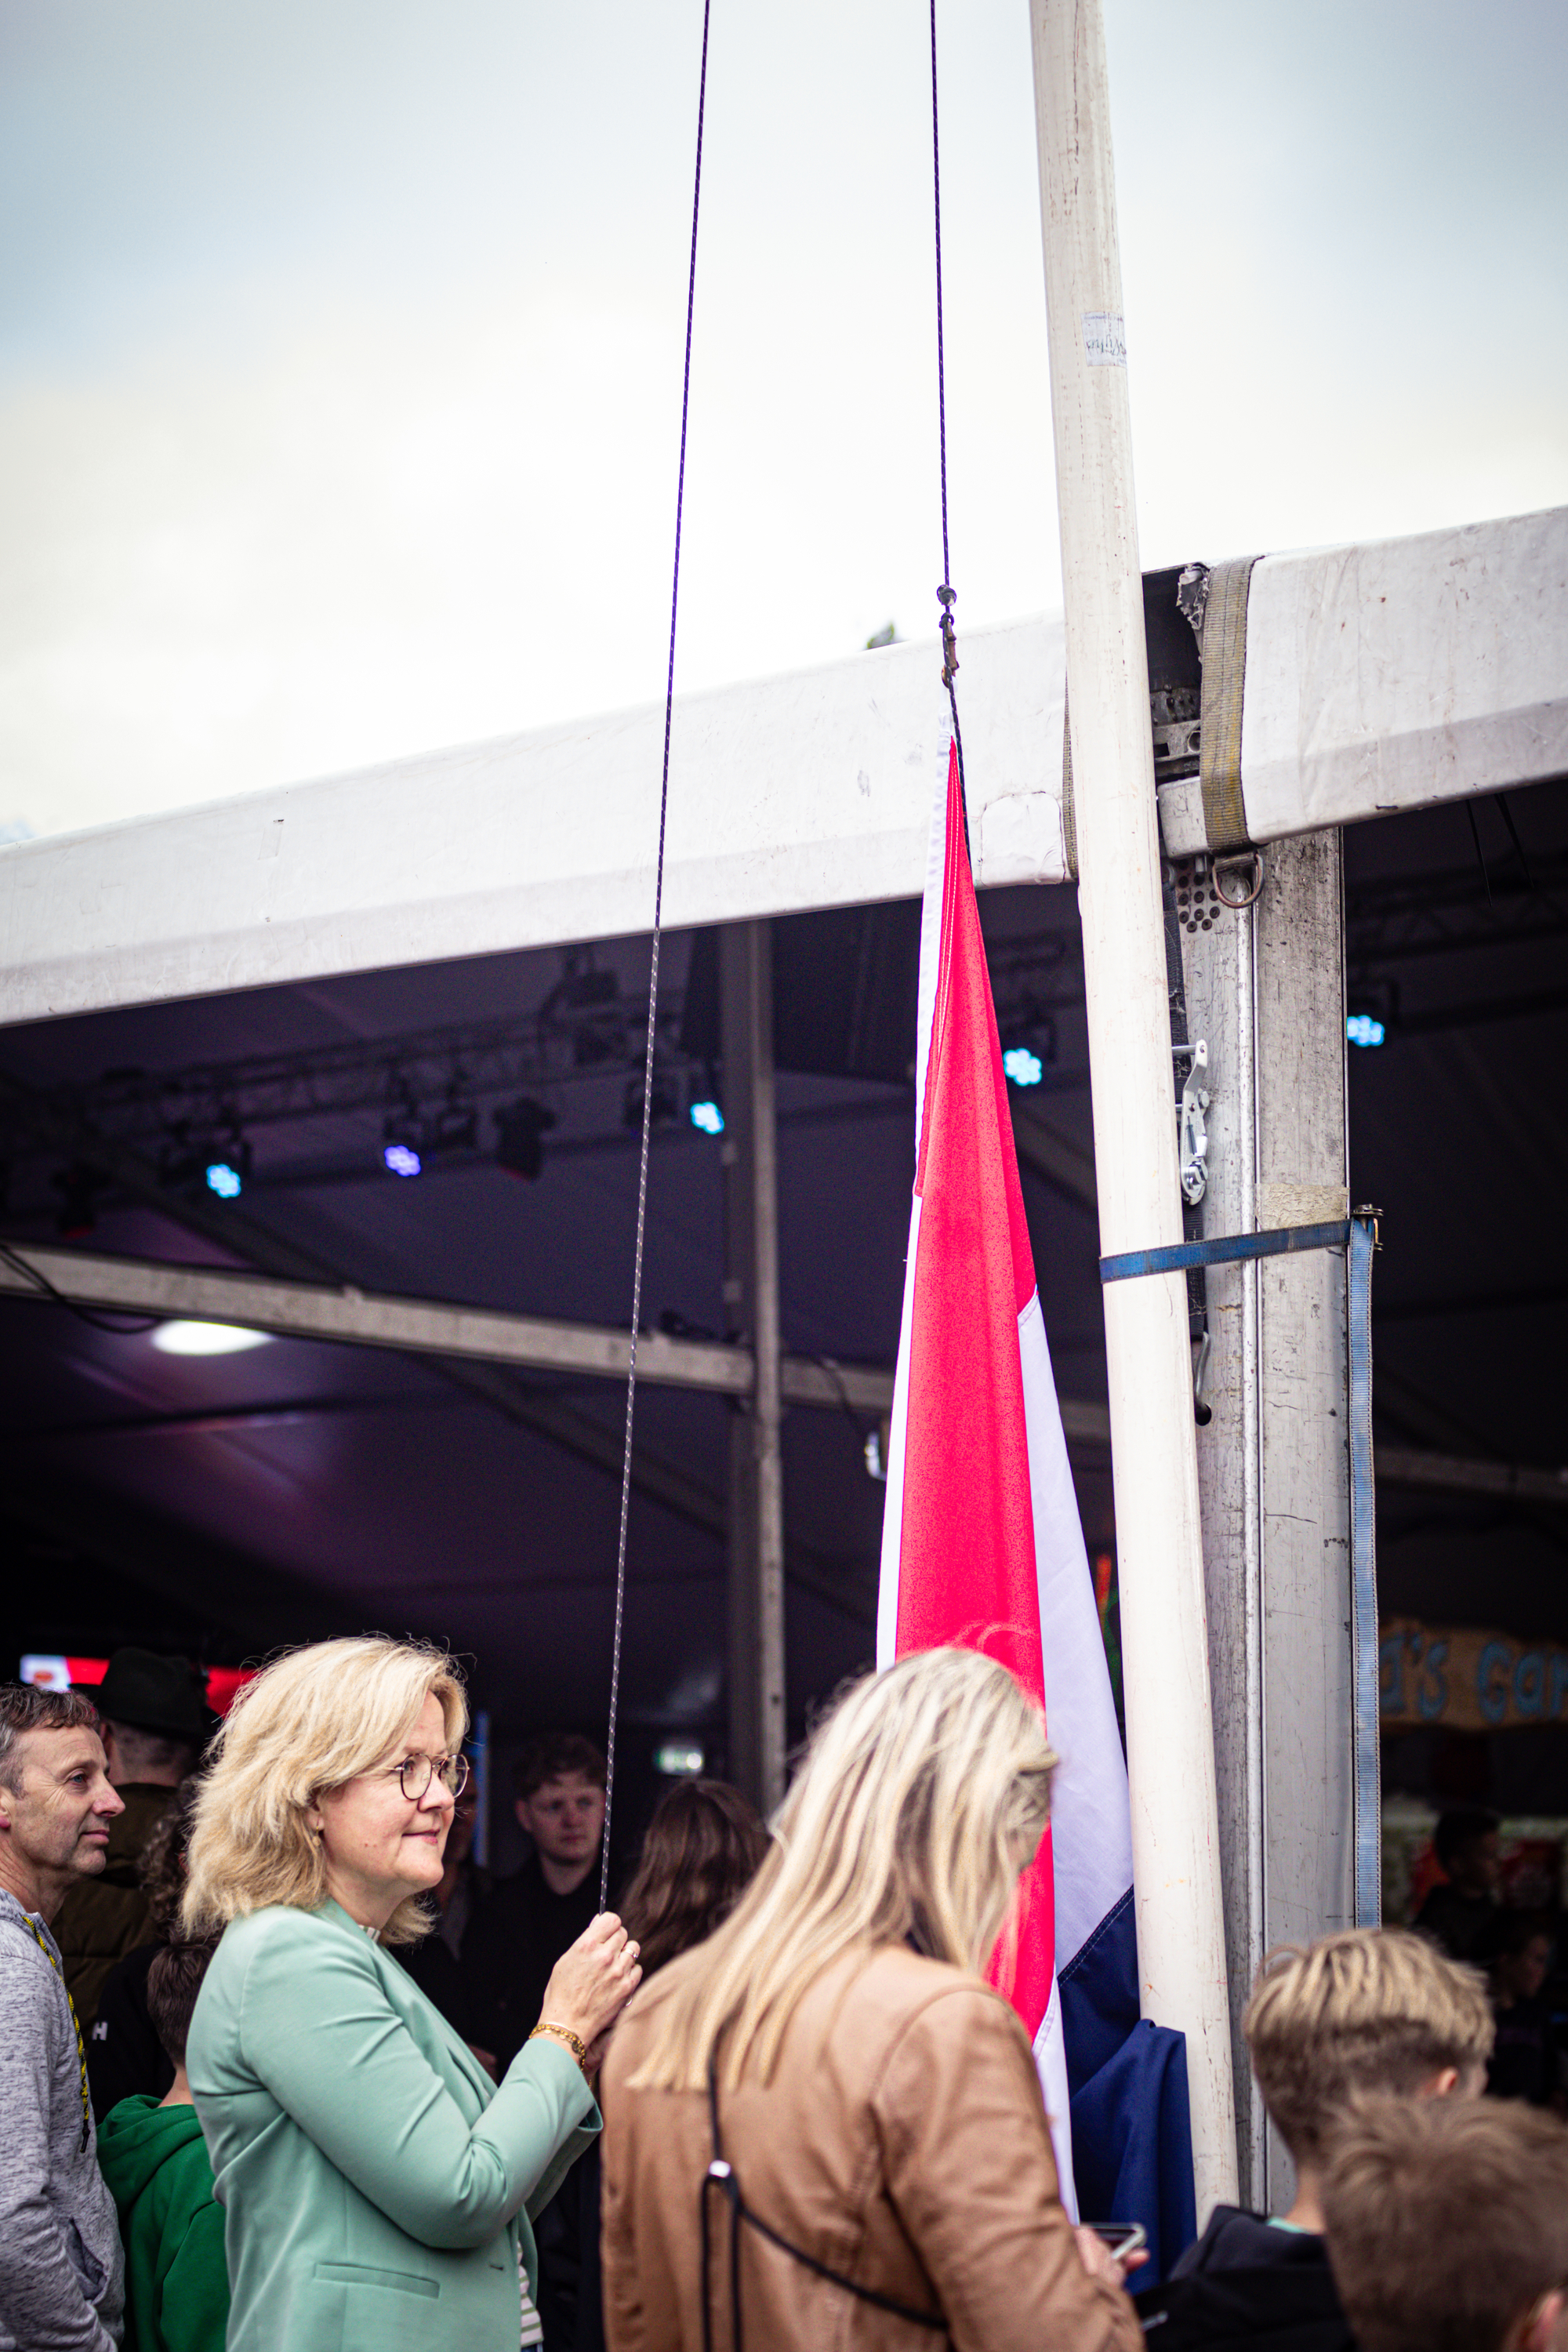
xmin=1 ymin=503 xmax=1561 ymax=1024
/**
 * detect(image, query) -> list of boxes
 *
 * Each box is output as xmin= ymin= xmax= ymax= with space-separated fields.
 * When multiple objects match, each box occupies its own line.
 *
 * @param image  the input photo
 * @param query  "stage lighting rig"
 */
xmin=494 ymin=1097 xmax=557 ymax=1181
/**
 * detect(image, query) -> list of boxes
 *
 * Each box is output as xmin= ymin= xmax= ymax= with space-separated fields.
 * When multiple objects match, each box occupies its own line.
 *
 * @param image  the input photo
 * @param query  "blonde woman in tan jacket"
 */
xmin=601 ymin=1646 xmax=1143 ymax=2352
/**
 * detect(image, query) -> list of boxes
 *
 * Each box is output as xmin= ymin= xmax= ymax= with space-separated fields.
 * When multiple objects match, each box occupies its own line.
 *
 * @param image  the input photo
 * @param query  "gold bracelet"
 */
xmin=529 ymin=2020 xmax=590 ymax=2074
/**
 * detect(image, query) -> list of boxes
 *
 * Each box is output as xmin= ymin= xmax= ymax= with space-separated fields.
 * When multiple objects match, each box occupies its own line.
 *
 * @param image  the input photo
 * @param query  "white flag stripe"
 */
xmin=1018 ymin=1294 xmax=1134 ymax=1969
xmin=875 ymin=1187 xmax=923 ymax=1672
xmin=1034 ymin=1978 xmax=1080 ymax=2224
xmin=909 ymin=740 xmax=949 ymax=1156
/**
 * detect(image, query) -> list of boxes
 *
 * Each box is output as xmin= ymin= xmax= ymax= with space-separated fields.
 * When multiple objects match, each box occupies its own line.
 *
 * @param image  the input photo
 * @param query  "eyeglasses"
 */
xmin=389 ymin=1753 xmax=470 ymax=1803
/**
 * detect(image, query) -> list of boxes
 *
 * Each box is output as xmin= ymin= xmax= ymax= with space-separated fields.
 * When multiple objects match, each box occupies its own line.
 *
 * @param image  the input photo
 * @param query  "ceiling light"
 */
xmin=151 ymin=1321 xmax=274 ymax=1356
xmin=205 ymin=1161 xmax=243 ymax=1199
xmin=1003 ymin=1046 xmax=1044 ymax=1087
xmin=689 ymin=1099 xmax=724 ymax=1135
xmin=383 ymin=1142 xmax=423 ymax=1178
xmin=1346 ymin=1014 xmax=1386 ymax=1048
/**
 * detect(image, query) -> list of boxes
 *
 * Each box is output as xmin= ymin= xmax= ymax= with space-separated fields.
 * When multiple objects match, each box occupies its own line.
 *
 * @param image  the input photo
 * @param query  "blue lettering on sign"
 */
xmin=1514 ymin=1652 xmax=1547 ymax=1719
xmin=1380 ymin=1635 xmax=1408 ymax=1717
xmin=1417 ymin=1641 xmax=1449 ymax=1721
xmin=1478 ymin=1641 xmax=1514 ymax=1726
xmin=1551 ymin=1652 xmax=1568 ymax=1723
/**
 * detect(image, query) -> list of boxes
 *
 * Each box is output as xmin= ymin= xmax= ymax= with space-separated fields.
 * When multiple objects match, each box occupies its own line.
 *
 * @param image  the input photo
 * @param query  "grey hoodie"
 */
xmin=0 ymin=1888 xmax=125 ymax=2349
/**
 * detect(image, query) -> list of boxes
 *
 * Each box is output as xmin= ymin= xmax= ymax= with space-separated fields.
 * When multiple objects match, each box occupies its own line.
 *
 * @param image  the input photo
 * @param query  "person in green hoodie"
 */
xmin=97 ymin=1939 xmax=228 ymax=2352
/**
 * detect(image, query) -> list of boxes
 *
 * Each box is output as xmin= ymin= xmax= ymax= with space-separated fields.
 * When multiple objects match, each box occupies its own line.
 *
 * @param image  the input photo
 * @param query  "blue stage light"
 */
xmin=383 ymin=1142 xmax=423 ymax=1177
xmin=1002 ymin=1047 xmax=1044 ymax=1087
xmin=1345 ymin=1014 xmax=1386 ymax=1048
xmin=205 ymin=1161 xmax=243 ymax=1198
xmin=689 ymin=1099 xmax=724 ymax=1135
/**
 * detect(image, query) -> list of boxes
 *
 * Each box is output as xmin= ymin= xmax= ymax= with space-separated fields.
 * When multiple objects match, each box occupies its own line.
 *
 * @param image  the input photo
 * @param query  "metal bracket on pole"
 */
xmin=1175 ymin=1041 xmax=1210 ymax=1207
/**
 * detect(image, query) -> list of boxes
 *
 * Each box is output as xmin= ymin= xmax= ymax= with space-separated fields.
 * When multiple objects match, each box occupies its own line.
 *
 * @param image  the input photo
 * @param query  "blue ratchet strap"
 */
xmin=1101 ymin=1210 xmax=1382 ymax=1928
xmin=1098 ymin=1218 xmax=1351 ymax=1283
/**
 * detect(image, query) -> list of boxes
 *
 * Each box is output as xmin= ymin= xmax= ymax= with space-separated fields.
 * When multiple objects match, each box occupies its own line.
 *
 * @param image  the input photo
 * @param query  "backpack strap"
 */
xmin=700 ymin=2059 xmax=946 ymax=2351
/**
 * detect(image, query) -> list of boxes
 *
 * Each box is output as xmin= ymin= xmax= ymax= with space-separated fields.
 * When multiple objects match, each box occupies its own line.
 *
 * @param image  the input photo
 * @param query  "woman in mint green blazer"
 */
xmin=183 ymin=1637 xmax=641 ymax=2352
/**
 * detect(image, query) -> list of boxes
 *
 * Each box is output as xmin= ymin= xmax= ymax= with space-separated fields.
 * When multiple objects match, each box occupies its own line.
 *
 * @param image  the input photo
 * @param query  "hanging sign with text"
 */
xmin=1381 ymin=1616 xmax=1568 ymax=1734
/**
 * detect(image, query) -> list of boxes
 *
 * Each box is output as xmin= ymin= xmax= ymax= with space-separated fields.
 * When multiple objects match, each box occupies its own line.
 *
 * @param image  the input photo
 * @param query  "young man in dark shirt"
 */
xmin=467 ymin=1733 xmax=606 ymax=2067
xmin=1136 ymin=1929 xmax=1493 ymax=2350
xmin=1412 ymin=1806 xmax=1502 ymax=1962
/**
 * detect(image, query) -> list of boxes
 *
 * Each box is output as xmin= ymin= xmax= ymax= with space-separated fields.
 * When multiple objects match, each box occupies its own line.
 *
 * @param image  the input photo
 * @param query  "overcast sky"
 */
xmin=2 ymin=0 xmax=1563 ymax=840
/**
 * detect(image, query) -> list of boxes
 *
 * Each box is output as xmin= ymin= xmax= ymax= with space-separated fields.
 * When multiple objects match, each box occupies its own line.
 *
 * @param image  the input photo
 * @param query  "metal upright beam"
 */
xmin=719 ymin=921 xmax=787 ymax=1813
xmin=1181 ymin=829 xmax=1352 ymax=2209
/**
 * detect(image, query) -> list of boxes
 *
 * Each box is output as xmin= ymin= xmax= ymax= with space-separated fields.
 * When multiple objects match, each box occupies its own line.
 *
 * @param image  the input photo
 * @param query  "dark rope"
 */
xmin=928 ymin=0 xmax=966 ymax=810
xmin=601 ymin=0 xmax=713 ymax=1913
xmin=0 ymin=1241 xmax=161 ymax=1336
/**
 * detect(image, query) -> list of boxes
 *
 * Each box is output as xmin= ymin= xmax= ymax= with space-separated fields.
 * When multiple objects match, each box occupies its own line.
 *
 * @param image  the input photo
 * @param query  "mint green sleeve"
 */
xmin=235 ymin=1918 xmax=599 ymax=2251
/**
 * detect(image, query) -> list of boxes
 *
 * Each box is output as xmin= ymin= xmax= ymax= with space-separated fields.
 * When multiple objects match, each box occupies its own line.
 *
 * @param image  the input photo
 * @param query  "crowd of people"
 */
xmin=2 ymin=1637 xmax=1568 ymax=2352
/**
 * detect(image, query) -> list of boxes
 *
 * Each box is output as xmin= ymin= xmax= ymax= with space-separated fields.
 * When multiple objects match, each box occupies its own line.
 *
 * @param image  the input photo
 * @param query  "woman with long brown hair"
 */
xmin=543 ymin=1777 xmax=768 ymax=2352
xmin=620 ymin=1780 xmax=768 ymax=1976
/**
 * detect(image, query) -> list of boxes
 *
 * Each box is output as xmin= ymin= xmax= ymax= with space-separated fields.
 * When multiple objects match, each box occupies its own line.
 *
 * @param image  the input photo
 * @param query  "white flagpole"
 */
xmin=1025 ymin=0 xmax=1239 ymax=2216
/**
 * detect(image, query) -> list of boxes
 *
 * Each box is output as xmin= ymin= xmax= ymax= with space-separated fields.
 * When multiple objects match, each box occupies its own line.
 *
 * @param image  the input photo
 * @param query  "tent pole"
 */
xmin=1025 ymin=0 xmax=1239 ymax=2214
xmin=720 ymin=920 xmax=787 ymax=1813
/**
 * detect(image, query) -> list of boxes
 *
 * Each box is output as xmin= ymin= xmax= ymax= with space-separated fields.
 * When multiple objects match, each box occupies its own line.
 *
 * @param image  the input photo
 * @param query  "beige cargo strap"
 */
xmin=1197 ymin=554 xmax=1261 ymax=854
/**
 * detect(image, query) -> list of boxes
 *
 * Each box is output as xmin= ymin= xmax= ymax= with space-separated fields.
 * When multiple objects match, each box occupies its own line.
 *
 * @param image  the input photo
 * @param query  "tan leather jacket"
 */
xmin=602 ymin=1941 xmax=1142 ymax=2352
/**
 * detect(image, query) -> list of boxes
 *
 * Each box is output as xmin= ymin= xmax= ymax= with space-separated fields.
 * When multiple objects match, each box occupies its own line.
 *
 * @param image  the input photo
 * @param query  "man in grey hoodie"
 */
xmin=0 ymin=1682 xmax=128 ymax=2350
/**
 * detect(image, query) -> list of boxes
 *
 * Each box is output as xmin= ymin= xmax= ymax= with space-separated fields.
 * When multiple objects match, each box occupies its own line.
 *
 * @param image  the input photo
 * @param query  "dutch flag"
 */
xmin=877 ymin=742 xmax=1196 ymax=2271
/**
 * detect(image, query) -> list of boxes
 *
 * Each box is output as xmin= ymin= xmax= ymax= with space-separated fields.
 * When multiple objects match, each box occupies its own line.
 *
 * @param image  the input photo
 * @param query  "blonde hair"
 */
xmin=629 ymin=1646 xmax=1054 ymax=2091
xmin=1243 ymin=1927 xmax=1493 ymax=2162
xmin=182 ymin=1637 xmax=466 ymax=1946
xmin=1322 ymin=2094 xmax=1568 ymax=2352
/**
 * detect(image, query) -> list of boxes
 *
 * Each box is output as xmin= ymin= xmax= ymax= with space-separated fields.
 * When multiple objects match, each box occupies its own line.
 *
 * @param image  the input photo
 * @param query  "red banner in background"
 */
xmin=20 ymin=1654 xmax=254 ymax=1716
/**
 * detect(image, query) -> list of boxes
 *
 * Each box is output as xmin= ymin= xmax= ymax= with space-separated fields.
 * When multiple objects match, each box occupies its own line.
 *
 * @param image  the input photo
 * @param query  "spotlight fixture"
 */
xmin=205 ymin=1160 xmax=243 ymax=1199
xmin=622 ymin=1073 xmax=679 ymax=1131
xmin=1002 ymin=1046 xmax=1044 ymax=1088
xmin=425 ymin=1102 xmax=477 ymax=1157
xmin=1345 ymin=1014 xmax=1386 ymax=1049
xmin=383 ymin=1098 xmax=424 ymax=1177
xmin=689 ymin=1098 xmax=724 ymax=1136
xmin=494 ymin=1097 xmax=557 ymax=1181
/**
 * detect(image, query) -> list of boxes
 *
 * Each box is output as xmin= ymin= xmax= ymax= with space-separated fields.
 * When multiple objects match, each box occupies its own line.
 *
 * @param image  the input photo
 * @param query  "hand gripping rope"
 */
xmin=1100 ymin=1211 xmax=1383 ymax=1928
xmin=600 ymin=0 xmax=713 ymax=1910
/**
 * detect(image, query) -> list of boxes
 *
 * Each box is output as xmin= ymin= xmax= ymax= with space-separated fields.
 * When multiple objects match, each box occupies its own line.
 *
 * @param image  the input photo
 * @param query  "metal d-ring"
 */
xmin=1212 ymin=849 xmax=1265 ymax=909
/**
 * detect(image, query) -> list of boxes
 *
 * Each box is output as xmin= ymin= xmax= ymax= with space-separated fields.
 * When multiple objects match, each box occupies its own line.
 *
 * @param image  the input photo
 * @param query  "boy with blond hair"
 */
xmin=1135 ymin=1927 xmax=1494 ymax=2349
xmin=1322 ymin=2094 xmax=1568 ymax=2352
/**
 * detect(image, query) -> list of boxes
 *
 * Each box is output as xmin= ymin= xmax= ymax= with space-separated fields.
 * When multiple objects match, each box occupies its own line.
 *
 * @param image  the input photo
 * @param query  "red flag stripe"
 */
xmin=895 ymin=742 xmax=1056 ymax=2029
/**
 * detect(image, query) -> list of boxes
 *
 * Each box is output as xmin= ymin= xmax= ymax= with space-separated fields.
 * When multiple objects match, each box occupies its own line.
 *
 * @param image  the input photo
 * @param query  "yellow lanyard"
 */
xmin=24 ymin=1916 xmax=92 ymax=2151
